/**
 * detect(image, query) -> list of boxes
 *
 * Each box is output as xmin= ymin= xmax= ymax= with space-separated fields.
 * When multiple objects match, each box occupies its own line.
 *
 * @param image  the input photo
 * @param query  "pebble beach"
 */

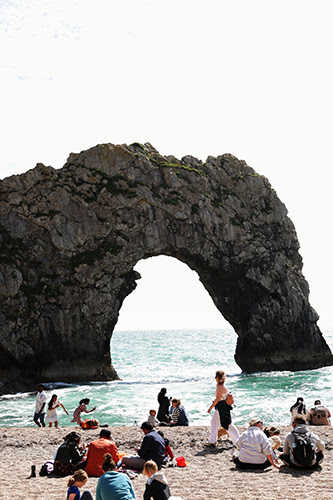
xmin=1 ymin=424 xmax=333 ymax=500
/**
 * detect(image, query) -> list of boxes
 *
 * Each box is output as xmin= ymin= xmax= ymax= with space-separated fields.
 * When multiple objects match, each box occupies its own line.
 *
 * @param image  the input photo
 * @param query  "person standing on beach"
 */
xmin=72 ymin=398 xmax=96 ymax=426
xmin=157 ymin=388 xmax=170 ymax=423
xmin=206 ymin=370 xmax=239 ymax=446
xmin=33 ymin=384 xmax=47 ymax=427
xmin=45 ymin=393 xmax=68 ymax=428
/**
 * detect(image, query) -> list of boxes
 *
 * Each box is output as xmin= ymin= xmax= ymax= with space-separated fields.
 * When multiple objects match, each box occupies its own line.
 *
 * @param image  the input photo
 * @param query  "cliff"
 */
xmin=0 ymin=142 xmax=332 ymax=393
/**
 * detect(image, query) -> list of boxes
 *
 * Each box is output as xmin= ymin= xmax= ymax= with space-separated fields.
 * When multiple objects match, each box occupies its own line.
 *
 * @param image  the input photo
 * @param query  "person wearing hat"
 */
xmin=308 ymin=400 xmax=331 ymax=426
xmin=233 ymin=417 xmax=281 ymax=469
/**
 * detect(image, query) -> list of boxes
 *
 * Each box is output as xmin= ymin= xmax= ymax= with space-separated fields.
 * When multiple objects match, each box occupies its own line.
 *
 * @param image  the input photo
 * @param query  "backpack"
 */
xmin=39 ymin=460 xmax=54 ymax=476
xmin=291 ymin=431 xmax=315 ymax=466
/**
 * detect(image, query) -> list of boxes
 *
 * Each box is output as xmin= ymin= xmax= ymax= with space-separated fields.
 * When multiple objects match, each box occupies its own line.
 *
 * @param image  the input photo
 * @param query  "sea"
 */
xmin=1 ymin=327 xmax=332 ymax=428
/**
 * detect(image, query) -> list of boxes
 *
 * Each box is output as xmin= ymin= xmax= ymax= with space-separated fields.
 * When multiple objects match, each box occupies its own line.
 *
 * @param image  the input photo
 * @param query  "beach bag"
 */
xmin=291 ymin=432 xmax=315 ymax=466
xmin=225 ymin=392 xmax=234 ymax=406
xmin=39 ymin=460 xmax=54 ymax=476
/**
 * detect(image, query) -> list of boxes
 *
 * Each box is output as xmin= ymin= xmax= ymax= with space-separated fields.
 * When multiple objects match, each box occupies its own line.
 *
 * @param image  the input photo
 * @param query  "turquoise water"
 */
xmin=1 ymin=327 xmax=332 ymax=428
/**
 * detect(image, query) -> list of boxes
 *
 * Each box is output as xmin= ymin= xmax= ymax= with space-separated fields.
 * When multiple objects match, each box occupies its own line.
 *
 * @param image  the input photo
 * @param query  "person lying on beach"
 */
xmin=85 ymin=429 xmax=121 ymax=477
xmin=72 ymin=399 xmax=96 ymax=427
xmin=96 ymin=454 xmax=135 ymax=500
xmin=122 ymin=421 xmax=165 ymax=470
xmin=233 ymin=417 xmax=281 ymax=469
xmin=54 ymin=431 xmax=87 ymax=476
xmin=143 ymin=460 xmax=171 ymax=500
xmin=279 ymin=417 xmax=325 ymax=470
xmin=67 ymin=469 xmax=94 ymax=500
xmin=45 ymin=393 xmax=68 ymax=428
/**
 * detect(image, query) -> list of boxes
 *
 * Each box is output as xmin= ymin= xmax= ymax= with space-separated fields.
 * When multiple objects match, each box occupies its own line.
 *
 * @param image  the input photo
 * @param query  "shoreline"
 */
xmin=1 ymin=424 xmax=333 ymax=499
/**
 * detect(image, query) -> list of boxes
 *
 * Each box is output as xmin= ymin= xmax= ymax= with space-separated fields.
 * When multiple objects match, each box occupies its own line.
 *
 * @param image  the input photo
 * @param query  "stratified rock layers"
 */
xmin=0 ymin=142 xmax=332 ymax=387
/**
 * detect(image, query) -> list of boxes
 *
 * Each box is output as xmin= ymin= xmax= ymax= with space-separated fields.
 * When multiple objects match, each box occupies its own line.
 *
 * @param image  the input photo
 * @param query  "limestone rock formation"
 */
xmin=0 ymin=142 xmax=332 ymax=391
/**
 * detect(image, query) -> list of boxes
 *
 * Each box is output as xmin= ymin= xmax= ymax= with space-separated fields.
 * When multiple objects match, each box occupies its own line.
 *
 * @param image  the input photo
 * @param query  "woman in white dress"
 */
xmin=45 ymin=393 xmax=68 ymax=428
xmin=207 ymin=370 xmax=239 ymax=446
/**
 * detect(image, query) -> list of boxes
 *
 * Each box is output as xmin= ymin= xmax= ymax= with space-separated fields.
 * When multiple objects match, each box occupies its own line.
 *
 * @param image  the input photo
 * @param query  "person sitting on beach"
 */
xmin=280 ymin=417 xmax=325 ymax=470
xmin=96 ymin=454 xmax=135 ymax=500
xmin=206 ymin=370 xmax=239 ymax=446
xmin=290 ymin=397 xmax=309 ymax=423
xmin=170 ymin=399 xmax=189 ymax=427
xmin=54 ymin=431 xmax=87 ymax=476
xmin=33 ymin=384 xmax=47 ymax=428
xmin=72 ymin=399 xmax=96 ymax=427
xmin=233 ymin=417 xmax=280 ymax=469
xmin=157 ymin=430 xmax=174 ymax=463
xmin=122 ymin=421 xmax=166 ymax=470
xmin=45 ymin=393 xmax=68 ymax=428
xmin=143 ymin=460 xmax=171 ymax=500
xmin=157 ymin=388 xmax=171 ymax=423
xmin=308 ymin=400 xmax=331 ymax=426
xmin=85 ymin=429 xmax=121 ymax=477
xmin=67 ymin=469 xmax=94 ymax=500
xmin=263 ymin=425 xmax=280 ymax=438
xmin=148 ymin=409 xmax=159 ymax=428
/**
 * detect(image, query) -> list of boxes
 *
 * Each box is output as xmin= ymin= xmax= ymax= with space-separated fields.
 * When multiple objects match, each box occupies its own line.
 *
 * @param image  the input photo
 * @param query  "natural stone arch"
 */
xmin=0 ymin=142 xmax=332 ymax=391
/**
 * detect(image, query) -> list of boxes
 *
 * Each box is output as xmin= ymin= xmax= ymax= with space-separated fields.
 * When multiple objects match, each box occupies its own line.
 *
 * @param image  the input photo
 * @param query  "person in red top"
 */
xmin=85 ymin=429 xmax=120 ymax=477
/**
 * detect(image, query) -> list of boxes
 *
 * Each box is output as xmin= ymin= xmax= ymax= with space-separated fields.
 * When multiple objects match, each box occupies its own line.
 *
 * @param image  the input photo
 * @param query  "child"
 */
xmin=269 ymin=435 xmax=282 ymax=460
xmin=157 ymin=430 xmax=174 ymax=463
xmin=143 ymin=460 xmax=171 ymax=500
xmin=66 ymin=469 xmax=93 ymax=500
xmin=72 ymin=398 xmax=96 ymax=426
xmin=148 ymin=409 xmax=159 ymax=427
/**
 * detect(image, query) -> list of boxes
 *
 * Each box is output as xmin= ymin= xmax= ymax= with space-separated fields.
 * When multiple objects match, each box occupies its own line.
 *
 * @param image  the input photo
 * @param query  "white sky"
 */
xmin=1 ymin=0 xmax=332 ymax=331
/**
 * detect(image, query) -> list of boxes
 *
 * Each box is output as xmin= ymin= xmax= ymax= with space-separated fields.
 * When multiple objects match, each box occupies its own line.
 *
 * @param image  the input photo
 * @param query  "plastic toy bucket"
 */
xmin=176 ymin=456 xmax=186 ymax=467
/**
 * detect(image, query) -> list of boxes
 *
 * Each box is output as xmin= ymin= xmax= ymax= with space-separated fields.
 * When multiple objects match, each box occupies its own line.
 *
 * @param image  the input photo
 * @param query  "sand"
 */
xmin=0 ymin=424 xmax=332 ymax=499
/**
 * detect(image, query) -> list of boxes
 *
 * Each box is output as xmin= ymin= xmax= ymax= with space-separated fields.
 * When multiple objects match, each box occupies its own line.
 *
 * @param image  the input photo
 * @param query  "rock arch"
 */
xmin=0 ymin=142 xmax=332 ymax=390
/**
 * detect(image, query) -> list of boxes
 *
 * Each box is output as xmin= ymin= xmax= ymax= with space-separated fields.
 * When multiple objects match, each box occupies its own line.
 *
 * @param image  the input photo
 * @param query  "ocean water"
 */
xmin=1 ymin=327 xmax=332 ymax=428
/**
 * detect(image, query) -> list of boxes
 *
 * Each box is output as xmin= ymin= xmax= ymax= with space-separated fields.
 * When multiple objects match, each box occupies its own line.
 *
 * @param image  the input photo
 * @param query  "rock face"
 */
xmin=0 ymin=142 xmax=332 ymax=390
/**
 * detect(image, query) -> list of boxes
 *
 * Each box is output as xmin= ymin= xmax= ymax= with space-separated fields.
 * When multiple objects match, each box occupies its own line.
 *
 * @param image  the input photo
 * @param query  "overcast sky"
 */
xmin=1 ymin=0 xmax=332 ymax=331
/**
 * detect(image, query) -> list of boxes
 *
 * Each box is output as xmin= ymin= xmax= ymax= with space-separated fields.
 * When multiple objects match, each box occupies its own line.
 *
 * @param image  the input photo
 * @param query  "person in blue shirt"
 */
xmin=96 ymin=453 xmax=136 ymax=500
xmin=67 ymin=469 xmax=93 ymax=500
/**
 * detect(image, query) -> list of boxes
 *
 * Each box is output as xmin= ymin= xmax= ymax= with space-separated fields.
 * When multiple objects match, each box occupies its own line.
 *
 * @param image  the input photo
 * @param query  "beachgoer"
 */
xmin=263 ymin=425 xmax=280 ymax=438
xmin=280 ymin=417 xmax=325 ymax=469
xmin=157 ymin=388 xmax=170 ymax=423
xmin=148 ymin=409 xmax=159 ymax=428
xmin=54 ymin=431 xmax=87 ymax=476
xmin=67 ymin=469 xmax=94 ymax=500
xmin=206 ymin=370 xmax=239 ymax=446
xmin=72 ymin=398 xmax=96 ymax=426
xmin=157 ymin=430 xmax=174 ymax=463
xmin=308 ymin=400 xmax=331 ymax=425
xmin=33 ymin=383 xmax=47 ymax=428
xmin=122 ymin=421 xmax=165 ymax=470
xmin=290 ymin=396 xmax=308 ymax=423
xmin=143 ymin=460 xmax=171 ymax=500
xmin=170 ymin=399 xmax=189 ymax=426
xmin=85 ymin=429 xmax=120 ymax=477
xmin=45 ymin=393 xmax=68 ymax=428
xmin=96 ymin=454 xmax=135 ymax=500
xmin=233 ymin=417 xmax=280 ymax=469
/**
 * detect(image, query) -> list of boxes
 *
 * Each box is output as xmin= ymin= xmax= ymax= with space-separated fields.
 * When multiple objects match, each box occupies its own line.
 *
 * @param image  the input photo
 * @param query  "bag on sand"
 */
xmin=291 ymin=432 xmax=315 ymax=466
xmin=39 ymin=460 xmax=54 ymax=476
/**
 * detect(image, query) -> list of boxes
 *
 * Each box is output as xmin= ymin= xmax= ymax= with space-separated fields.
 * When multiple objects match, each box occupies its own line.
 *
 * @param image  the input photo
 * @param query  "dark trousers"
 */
xmin=234 ymin=457 xmax=271 ymax=469
xmin=279 ymin=451 xmax=324 ymax=470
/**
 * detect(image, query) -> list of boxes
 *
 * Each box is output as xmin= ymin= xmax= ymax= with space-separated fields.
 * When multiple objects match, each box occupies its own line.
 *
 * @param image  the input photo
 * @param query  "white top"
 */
xmin=35 ymin=391 xmax=47 ymax=414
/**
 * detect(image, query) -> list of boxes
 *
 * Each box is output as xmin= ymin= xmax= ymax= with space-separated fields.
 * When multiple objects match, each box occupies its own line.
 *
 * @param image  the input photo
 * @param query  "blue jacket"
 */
xmin=138 ymin=430 xmax=166 ymax=467
xmin=96 ymin=471 xmax=135 ymax=500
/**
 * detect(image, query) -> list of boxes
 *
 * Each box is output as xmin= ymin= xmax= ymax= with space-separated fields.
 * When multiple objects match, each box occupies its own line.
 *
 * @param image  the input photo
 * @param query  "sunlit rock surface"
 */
xmin=0 ymin=142 xmax=332 ymax=392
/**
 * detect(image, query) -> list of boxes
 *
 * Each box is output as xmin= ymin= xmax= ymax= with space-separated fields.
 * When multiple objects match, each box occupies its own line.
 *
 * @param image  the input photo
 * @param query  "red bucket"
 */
xmin=175 ymin=456 xmax=186 ymax=467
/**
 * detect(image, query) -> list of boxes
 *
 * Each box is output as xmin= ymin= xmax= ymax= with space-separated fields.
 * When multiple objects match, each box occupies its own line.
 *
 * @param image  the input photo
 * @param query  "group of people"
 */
xmin=206 ymin=370 xmax=330 ymax=471
xmin=155 ymin=389 xmax=189 ymax=427
xmin=54 ymin=421 xmax=179 ymax=499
